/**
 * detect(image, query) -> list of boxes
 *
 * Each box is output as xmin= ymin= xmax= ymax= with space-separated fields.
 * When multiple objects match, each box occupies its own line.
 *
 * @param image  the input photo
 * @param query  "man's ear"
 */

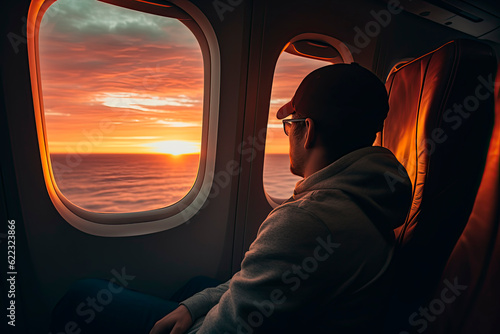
xmin=304 ymin=118 xmax=315 ymax=149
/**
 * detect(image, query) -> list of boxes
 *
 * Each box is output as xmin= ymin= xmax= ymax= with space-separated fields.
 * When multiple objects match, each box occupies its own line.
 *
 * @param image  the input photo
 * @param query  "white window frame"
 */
xmin=27 ymin=0 xmax=220 ymax=236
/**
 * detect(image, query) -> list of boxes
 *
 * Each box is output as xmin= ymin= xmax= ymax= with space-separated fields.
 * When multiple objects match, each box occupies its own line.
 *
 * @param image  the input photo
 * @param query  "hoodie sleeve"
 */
xmin=196 ymin=206 xmax=344 ymax=333
xmin=180 ymin=280 xmax=230 ymax=321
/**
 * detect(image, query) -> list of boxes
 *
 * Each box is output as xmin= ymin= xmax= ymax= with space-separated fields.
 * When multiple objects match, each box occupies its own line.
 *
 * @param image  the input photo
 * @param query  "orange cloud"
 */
xmin=39 ymin=0 xmax=204 ymax=154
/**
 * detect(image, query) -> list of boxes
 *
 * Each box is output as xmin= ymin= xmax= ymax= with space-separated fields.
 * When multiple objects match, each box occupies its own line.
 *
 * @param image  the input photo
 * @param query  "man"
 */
xmin=150 ymin=63 xmax=412 ymax=333
xmin=50 ymin=63 xmax=411 ymax=334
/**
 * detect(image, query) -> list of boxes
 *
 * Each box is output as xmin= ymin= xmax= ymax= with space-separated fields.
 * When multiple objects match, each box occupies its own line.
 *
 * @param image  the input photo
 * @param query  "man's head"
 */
xmin=277 ymin=63 xmax=389 ymax=177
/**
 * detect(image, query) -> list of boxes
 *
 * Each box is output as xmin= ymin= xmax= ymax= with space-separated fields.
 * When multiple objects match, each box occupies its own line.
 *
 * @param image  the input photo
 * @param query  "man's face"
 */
xmin=288 ymin=117 xmax=307 ymax=177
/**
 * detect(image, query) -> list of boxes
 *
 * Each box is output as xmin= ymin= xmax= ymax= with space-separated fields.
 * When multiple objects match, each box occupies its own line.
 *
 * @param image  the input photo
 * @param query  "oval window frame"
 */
xmin=27 ymin=0 xmax=220 ymax=236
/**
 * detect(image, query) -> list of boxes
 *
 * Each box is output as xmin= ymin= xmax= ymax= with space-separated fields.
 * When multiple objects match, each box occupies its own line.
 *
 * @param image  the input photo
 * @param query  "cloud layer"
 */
xmin=40 ymin=0 xmax=204 ymax=153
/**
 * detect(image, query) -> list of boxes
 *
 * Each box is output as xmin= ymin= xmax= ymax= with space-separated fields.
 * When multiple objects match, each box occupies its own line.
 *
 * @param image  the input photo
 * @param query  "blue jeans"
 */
xmin=49 ymin=276 xmax=221 ymax=334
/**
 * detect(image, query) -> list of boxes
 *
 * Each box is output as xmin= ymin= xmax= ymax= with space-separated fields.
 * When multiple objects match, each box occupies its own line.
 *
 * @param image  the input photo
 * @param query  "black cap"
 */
xmin=276 ymin=63 xmax=389 ymax=134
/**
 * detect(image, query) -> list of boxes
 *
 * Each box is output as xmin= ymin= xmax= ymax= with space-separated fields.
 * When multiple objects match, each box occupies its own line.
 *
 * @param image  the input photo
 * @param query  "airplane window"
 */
xmin=38 ymin=0 xmax=204 ymax=213
xmin=264 ymin=51 xmax=331 ymax=200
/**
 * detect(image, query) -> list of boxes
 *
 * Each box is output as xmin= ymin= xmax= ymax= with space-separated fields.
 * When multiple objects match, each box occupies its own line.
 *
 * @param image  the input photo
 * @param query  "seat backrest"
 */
xmin=374 ymin=39 xmax=497 ymax=305
xmin=425 ymin=59 xmax=500 ymax=334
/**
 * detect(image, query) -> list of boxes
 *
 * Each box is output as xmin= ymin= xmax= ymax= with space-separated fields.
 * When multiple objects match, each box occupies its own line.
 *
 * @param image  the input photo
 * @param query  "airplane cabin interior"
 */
xmin=1 ymin=0 xmax=499 ymax=333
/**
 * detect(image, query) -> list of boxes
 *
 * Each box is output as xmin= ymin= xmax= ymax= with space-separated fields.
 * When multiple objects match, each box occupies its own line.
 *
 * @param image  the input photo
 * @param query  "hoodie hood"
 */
xmin=291 ymin=146 xmax=412 ymax=234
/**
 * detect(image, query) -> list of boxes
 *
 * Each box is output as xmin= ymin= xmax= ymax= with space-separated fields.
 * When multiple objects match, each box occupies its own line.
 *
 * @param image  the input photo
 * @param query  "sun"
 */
xmin=147 ymin=140 xmax=200 ymax=156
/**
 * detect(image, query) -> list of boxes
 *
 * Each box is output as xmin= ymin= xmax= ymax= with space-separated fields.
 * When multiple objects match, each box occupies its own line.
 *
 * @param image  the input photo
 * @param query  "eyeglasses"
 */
xmin=282 ymin=118 xmax=307 ymax=136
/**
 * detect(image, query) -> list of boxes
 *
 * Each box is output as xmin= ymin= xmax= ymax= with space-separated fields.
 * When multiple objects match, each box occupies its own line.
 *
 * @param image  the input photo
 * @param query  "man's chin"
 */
xmin=290 ymin=165 xmax=304 ymax=178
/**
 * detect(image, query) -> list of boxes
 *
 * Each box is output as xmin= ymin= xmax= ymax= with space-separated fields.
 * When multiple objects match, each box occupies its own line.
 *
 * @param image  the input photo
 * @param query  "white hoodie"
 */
xmin=182 ymin=146 xmax=412 ymax=333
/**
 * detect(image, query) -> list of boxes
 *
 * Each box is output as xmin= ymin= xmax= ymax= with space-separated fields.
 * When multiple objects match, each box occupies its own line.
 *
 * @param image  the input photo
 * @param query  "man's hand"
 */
xmin=149 ymin=305 xmax=193 ymax=334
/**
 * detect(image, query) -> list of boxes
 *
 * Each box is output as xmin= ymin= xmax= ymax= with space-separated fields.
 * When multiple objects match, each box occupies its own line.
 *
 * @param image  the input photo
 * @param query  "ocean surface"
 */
xmin=50 ymin=153 xmax=301 ymax=213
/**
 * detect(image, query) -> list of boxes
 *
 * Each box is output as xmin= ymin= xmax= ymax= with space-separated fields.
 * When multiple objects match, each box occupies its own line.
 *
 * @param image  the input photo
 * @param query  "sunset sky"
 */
xmin=39 ymin=0 xmax=329 ymax=156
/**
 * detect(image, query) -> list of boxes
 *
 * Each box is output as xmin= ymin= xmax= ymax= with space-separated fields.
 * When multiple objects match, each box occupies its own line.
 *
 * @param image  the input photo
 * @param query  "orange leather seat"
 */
xmin=426 ymin=53 xmax=500 ymax=334
xmin=375 ymin=39 xmax=497 ymax=332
